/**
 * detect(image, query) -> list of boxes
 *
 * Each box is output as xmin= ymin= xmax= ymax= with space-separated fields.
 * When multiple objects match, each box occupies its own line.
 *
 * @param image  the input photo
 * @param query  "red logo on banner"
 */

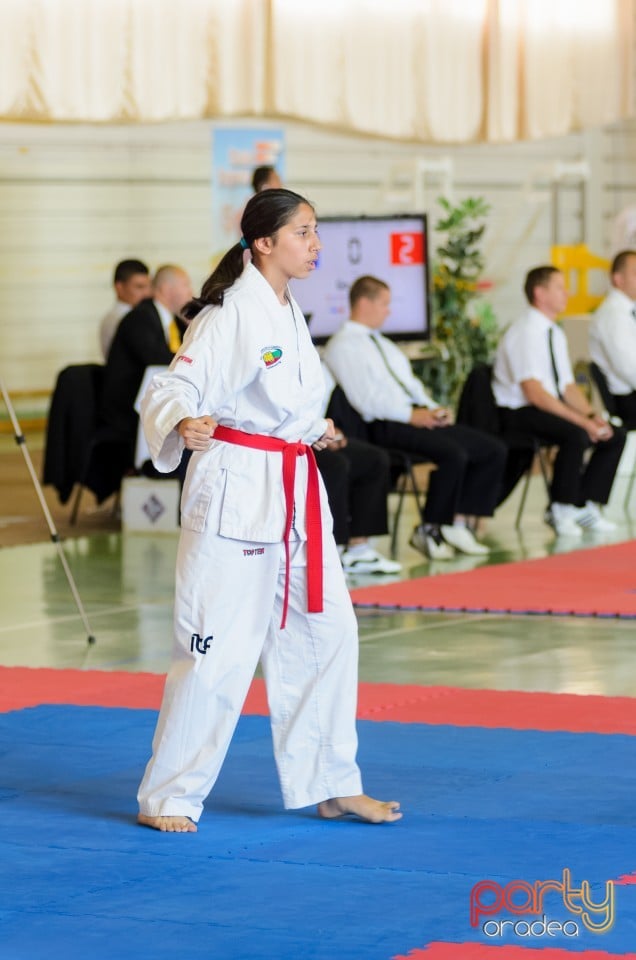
xmin=390 ymin=232 xmax=424 ymax=265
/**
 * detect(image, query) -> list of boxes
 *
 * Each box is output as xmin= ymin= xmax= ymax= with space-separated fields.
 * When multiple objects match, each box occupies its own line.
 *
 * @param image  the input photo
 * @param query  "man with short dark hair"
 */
xmin=251 ymin=165 xmax=282 ymax=193
xmin=324 ymin=275 xmax=507 ymax=560
xmin=494 ymin=265 xmax=625 ymax=537
xmin=589 ymin=249 xmax=636 ymax=426
xmin=98 ymin=259 xmax=151 ymax=359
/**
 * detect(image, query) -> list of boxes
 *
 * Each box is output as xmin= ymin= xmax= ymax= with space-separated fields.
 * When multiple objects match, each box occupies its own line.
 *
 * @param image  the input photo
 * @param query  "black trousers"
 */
xmin=499 ymin=406 xmax=626 ymax=506
xmin=615 ymin=391 xmax=636 ymax=430
xmin=368 ymin=421 xmax=508 ymax=525
xmin=315 ymin=438 xmax=391 ymax=546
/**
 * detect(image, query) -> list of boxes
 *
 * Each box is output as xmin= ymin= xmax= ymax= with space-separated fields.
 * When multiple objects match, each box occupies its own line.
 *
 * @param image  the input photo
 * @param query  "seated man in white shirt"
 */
xmin=98 ymin=259 xmax=151 ymax=360
xmin=589 ymin=250 xmax=636 ymax=428
xmin=323 ymin=275 xmax=507 ymax=560
xmin=494 ymin=265 xmax=626 ymax=537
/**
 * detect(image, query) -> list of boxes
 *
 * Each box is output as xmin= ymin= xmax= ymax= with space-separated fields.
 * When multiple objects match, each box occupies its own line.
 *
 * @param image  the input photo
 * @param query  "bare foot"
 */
xmin=137 ymin=813 xmax=197 ymax=833
xmin=317 ymin=794 xmax=402 ymax=823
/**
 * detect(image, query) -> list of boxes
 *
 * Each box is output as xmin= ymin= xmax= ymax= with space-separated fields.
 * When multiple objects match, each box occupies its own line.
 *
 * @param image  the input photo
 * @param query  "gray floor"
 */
xmin=2 ymin=471 xmax=635 ymax=697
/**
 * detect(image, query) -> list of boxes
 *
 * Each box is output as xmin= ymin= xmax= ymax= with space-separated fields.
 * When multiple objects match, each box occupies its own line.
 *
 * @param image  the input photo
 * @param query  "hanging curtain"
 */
xmin=0 ymin=0 xmax=266 ymax=122
xmin=0 ymin=0 xmax=632 ymax=142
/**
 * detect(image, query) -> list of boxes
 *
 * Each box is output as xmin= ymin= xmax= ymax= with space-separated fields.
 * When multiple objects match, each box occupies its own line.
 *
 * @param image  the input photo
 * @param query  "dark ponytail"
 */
xmin=182 ymin=243 xmax=244 ymax=319
xmin=183 ymin=188 xmax=313 ymax=317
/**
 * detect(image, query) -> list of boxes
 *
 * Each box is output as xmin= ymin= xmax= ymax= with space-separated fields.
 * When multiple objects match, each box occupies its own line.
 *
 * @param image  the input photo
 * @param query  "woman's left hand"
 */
xmin=312 ymin=418 xmax=337 ymax=451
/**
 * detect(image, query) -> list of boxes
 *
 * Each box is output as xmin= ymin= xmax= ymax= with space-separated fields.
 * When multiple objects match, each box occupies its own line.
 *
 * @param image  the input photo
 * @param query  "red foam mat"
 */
xmin=3 ymin=667 xmax=636 ymax=735
xmin=0 ymin=666 xmax=266 ymax=715
xmin=350 ymin=540 xmax=636 ymax=618
xmin=393 ymin=945 xmax=636 ymax=959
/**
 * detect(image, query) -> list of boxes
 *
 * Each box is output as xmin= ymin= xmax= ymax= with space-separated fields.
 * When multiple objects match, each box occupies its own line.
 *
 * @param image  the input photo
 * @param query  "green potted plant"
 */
xmin=421 ymin=196 xmax=500 ymax=407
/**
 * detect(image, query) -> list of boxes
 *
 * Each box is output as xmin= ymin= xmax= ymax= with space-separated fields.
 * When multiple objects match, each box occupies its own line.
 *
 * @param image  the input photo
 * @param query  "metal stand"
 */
xmin=0 ymin=375 xmax=96 ymax=644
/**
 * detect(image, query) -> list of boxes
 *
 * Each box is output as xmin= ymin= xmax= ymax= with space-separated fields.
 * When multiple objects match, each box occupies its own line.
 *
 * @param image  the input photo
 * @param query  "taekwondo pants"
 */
xmin=137 ymin=522 xmax=362 ymax=822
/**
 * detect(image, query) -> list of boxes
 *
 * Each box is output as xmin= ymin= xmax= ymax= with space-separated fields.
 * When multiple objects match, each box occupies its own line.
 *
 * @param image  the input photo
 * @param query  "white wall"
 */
xmin=2 ymin=116 xmax=636 ymax=391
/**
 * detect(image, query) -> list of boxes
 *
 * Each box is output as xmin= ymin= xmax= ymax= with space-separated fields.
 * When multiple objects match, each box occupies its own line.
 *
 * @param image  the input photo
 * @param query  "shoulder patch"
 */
xmin=261 ymin=346 xmax=283 ymax=369
xmin=177 ymin=355 xmax=193 ymax=365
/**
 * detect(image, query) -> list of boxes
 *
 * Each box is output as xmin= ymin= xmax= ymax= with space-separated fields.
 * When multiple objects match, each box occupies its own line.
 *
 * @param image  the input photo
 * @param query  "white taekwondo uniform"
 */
xmin=137 ymin=263 xmax=362 ymax=821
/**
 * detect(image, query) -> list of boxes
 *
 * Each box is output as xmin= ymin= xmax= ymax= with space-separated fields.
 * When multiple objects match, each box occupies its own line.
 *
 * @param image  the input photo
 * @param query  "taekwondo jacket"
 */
xmin=141 ymin=263 xmax=330 ymax=543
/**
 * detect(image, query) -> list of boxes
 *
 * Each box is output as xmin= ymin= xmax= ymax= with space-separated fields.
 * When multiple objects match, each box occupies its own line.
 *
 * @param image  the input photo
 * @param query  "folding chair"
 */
xmin=42 ymin=364 xmax=128 ymax=524
xmin=455 ymin=363 xmax=552 ymax=529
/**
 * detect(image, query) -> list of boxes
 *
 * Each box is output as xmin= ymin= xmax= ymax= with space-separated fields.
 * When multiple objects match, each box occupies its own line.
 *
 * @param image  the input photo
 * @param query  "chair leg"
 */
xmin=536 ymin=448 xmax=552 ymax=496
xmin=111 ymin=489 xmax=122 ymax=518
xmin=515 ymin=447 xmax=552 ymax=530
xmin=69 ymin=484 xmax=83 ymax=525
xmin=408 ymin=464 xmax=426 ymax=516
xmin=514 ymin=470 xmax=531 ymax=530
xmin=390 ymin=480 xmax=406 ymax=559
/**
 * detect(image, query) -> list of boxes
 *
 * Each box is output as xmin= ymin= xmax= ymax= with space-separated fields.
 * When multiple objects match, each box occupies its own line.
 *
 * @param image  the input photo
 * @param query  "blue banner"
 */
xmin=211 ymin=126 xmax=285 ymax=261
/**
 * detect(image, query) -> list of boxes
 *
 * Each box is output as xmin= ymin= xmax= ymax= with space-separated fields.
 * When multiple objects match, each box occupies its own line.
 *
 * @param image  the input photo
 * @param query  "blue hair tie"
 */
xmin=240 ymin=237 xmax=249 ymax=250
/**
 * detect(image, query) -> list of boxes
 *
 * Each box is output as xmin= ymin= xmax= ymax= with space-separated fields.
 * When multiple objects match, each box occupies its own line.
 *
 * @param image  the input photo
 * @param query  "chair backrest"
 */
xmin=455 ymin=363 xmax=501 ymax=436
xmin=325 ymin=385 xmax=371 ymax=441
xmin=42 ymin=363 xmax=105 ymax=503
xmin=589 ymin=361 xmax=618 ymax=417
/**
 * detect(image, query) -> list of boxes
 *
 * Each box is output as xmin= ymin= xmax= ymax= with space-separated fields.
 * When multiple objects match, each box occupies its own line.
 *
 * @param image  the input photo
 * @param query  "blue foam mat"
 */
xmin=1 ymin=705 xmax=636 ymax=958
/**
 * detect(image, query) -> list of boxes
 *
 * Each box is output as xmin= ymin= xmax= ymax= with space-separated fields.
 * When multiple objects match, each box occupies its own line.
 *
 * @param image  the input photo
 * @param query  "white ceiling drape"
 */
xmin=0 ymin=0 xmax=632 ymax=142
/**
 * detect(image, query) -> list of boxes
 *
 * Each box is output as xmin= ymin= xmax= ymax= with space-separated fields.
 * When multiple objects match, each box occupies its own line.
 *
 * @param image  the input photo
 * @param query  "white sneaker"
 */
xmin=546 ymin=502 xmax=583 ymax=538
xmin=341 ymin=547 xmax=402 ymax=575
xmin=576 ymin=501 xmax=617 ymax=532
xmin=440 ymin=524 xmax=490 ymax=556
xmin=409 ymin=525 xmax=455 ymax=560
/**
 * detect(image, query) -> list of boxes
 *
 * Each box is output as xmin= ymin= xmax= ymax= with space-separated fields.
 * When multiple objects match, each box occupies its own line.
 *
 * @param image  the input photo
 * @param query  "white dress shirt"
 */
xmin=323 ymin=320 xmax=435 ymax=423
xmin=589 ymin=287 xmax=636 ymax=395
xmin=153 ymin=298 xmax=174 ymax=343
xmin=99 ymin=300 xmax=131 ymax=359
xmin=493 ymin=307 xmax=575 ymax=409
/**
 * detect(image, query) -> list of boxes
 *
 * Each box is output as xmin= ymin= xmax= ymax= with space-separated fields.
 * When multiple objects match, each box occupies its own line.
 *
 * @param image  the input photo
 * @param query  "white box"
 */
xmin=121 ymin=477 xmax=180 ymax=533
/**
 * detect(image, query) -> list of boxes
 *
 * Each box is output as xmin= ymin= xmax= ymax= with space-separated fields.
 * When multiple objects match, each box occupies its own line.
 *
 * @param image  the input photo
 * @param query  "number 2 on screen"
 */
xmin=390 ymin=232 xmax=424 ymax=265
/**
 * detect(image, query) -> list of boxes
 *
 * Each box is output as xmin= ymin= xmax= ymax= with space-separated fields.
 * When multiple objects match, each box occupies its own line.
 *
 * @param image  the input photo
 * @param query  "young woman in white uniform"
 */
xmin=137 ymin=189 xmax=402 ymax=832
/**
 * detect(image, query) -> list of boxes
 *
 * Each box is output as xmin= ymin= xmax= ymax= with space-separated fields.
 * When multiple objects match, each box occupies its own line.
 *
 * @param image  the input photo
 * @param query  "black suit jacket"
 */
xmin=43 ymin=363 xmax=104 ymax=503
xmin=100 ymin=299 xmax=184 ymax=464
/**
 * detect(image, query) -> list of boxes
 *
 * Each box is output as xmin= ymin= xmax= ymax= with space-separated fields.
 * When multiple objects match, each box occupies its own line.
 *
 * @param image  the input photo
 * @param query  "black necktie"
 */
xmin=548 ymin=327 xmax=563 ymax=400
xmin=370 ymin=334 xmax=416 ymax=401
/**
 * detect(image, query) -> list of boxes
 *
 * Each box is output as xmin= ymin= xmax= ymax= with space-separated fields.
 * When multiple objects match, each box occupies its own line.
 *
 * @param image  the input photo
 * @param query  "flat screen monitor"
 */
xmin=291 ymin=214 xmax=430 ymax=344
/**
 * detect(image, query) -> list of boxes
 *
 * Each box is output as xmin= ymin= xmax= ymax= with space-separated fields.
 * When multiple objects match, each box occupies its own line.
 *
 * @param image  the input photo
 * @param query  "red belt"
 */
xmin=212 ymin=425 xmax=323 ymax=630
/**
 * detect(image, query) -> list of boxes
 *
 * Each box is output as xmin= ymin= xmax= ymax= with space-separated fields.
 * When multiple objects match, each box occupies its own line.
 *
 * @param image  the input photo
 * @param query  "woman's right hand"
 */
xmin=176 ymin=416 xmax=218 ymax=450
xmin=410 ymin=407 xmax=444 ymax=429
